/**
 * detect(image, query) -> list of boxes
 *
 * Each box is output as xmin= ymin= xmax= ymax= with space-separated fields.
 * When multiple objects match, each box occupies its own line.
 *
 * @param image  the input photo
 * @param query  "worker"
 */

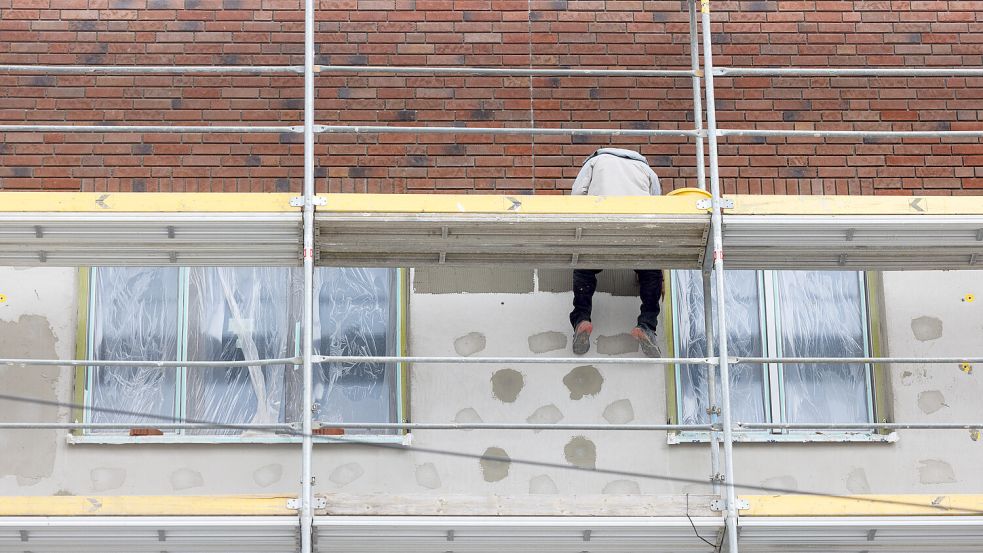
xmin=569 ymin=148 xmax=663 ymax=357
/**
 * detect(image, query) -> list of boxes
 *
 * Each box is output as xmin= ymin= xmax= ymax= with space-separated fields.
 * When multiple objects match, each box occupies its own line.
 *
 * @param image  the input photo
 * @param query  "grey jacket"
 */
xmin=571 ymin=148 xmax=662 ymax=197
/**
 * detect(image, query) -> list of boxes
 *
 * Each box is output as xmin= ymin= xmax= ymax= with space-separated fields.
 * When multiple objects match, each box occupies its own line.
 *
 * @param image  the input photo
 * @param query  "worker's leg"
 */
xmin=635 ymin=269 xmax=664 ymax=330
xmin=631 ymin=269 xmax=664 ymax=358
xmin=570 ymin=269 xmax=602 ymax=328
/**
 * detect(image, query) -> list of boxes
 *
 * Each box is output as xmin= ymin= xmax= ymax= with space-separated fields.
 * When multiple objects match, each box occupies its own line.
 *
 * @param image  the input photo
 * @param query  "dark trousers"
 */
xmin=570 ymin=269 xmax=664 ymax=332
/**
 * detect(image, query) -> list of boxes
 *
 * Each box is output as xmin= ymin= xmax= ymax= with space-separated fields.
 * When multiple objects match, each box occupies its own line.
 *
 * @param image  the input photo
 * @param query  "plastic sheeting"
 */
xmin=90 ymin=267 xmax=179 ymax=430
xmin=674 ymin=270 xmax=767 ymax=425
xmin=776 ymin=271 xmax=871 ymax=423
xmin=87 ymin=267 xmax=398 ymax=436
xmin=673 ymin=269 xmax=872 ymax=426
xmin=186 ymin=267 xmax=294 ymax=434
xmin=313 ymin=268 xmax=397 ymax=435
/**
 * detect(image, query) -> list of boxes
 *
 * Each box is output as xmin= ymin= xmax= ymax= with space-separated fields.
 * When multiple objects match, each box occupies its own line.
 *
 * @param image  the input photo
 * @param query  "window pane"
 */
xmin=313 ymin=268 xmax=397 ymax=433
xmin=675 ymin=270 xmax=767 ymax=425
xmin=776 ymin=271 xmax=871 ymax=423
xmin=90 ymin=267 xmax=179 ymax=430
xmin=186 ymin=267 xmax=293 ymax=434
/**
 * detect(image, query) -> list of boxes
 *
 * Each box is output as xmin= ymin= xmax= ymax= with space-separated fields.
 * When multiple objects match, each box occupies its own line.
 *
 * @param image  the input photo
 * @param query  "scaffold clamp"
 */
xmin=711 ymin=498 xmax=749 ymax=512
xmin=290 ymin=196 xmax=326 ymax=207
xmin=287 ymin=497 xmax=327 ymax=510
xmin=696 ymin=198 xmax=733 ymax=210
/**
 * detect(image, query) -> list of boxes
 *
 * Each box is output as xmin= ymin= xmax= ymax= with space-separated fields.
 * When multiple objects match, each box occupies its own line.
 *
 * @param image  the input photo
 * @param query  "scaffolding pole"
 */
xmin=700 ymin=1 xmax=740 ymax=551
xmin=688 ymin=0 xmax=708 ymax=193
xmin=713 ymin=66 xmax=983 ymax=77
xmin=0 ymin=64 xmax=302 ymax=75
xmin=312 ymin=355 xmax=715 ymax=365
xmin=313 ymin=124 xmax=698 ymax=137
xmin=300 ymin=0 xmax=316 ymax=547
xmin=316 ymin=65 xmax=694 ymax=77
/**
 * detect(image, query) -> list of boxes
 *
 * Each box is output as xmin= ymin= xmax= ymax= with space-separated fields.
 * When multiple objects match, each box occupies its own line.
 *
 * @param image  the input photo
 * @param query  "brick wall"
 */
xmin=0 ymin=0 xmax=981 ymax=195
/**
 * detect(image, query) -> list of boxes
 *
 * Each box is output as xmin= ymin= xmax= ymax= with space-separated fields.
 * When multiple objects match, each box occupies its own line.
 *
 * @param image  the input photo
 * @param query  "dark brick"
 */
xmin=131 ymin=179 xmax=146 ymax=192
xmin=349 ymin=167 xmax=367 ymax=178
xmin=275 ymin=178 xmax=291 ymax=192
xmin=396 ymin=110 xmax=417 ymax=122
xmin=245 ymin=155 xmax=261 ymax=167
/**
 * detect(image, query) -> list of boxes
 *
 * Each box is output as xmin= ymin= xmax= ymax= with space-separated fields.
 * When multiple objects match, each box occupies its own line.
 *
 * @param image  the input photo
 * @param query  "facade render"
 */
xmin=2 ymin=1 xmax=983 ymax=553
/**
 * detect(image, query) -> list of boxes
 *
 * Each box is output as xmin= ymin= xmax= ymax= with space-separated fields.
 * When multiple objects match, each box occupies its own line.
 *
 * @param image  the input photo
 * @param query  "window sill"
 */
xmin=67 ymin=433 xmax=413 ymax=446
xmin=668 ymin=430 xmax=899 ymax=444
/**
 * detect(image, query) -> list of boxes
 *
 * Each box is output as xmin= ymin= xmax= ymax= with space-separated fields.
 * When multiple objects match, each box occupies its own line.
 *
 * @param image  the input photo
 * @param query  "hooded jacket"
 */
xmin=571 ymin=148 xmax=662 ymax=197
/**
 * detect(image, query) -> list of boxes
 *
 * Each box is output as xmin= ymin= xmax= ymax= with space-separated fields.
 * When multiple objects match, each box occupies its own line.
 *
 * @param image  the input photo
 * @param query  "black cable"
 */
xmin=685 ymin=492 xmax=718 ymax=549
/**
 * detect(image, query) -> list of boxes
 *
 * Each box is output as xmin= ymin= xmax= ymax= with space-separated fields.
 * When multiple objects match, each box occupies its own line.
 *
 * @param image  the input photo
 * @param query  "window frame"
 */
xmin=70 ymin=266 xmax=410 ymax=445
xmin=665 ymin=270 xmax=896 ymax=444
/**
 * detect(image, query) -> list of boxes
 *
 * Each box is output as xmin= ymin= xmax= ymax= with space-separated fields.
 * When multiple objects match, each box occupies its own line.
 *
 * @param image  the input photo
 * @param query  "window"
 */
xmin=79 ymin=266 xmax=405 ymax=442
xmin=669 ymin=269 xmax=884 ymax=441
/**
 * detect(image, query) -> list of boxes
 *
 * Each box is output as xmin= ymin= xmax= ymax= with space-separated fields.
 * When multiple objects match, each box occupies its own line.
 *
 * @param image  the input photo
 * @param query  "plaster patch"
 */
xmin=454 ymin=407 xmax=483 ymax=430
xmin=917 ymin=390 xmax=948 ymax=414
xmin=90 ymin=468 xmax=126 ymax=492
xmin=528 ymin=331 xmax=567 ymax=353
xmin=529 ymin=474 xmax=559 ymax=494
xmin=491 ymin=368 xmax=524 ymax=403
xmin=602 ymin=479 xmax=640 ymax=495
xmin=170 ymin=468 xmax=204 ymax=491
xmin=603 ymin=399 xmax=635 ymax=424
xmin=761 ymin=475 xmax=798 ymax=492
xmin=479 ymin=447 xmax=511 ymax=482
xmin=911 ymin=316 xmax=943 ymax=342
xmin=253 ymin=464 xmax=283 ymax=488
xmin=415 ymin=463 xmax=442 ymax=489
xmin=454 ymin=332 xmax=487 ymax=356
xmin=918 ymin=459 xmax=956 ymax=484
xmin=0 ymin=315 xmax=60 ymax=487
xmin=329 ymin=463 xmax=365 ymax=487
xmin=901 ymin=371 xmax=914 ymax=386
xmin=596 ymin=333 xmax=639 ymax=355
xmin=845 ymin=468 xmax=871 ymax=493
xmin=563 ymin=365 xmax=603 ymax=400
xmin=564 ymin=436 xmax=597 ymax=469
xmin=526 ymin=404 xmax=563 ymax=432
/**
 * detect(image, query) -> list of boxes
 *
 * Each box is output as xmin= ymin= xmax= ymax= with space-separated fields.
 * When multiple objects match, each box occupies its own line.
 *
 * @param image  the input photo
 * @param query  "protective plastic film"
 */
xmin=186 ymin=267 xmax=293 ymax=434
xmin=313 ymin=268 xmax=397 ymax=434
xmin=90 ymin=267 xmax=179 ymax=430
xmin=775 ymin=271 xmax=871 ymax=423
xmin=675 ymin=270 xmax=767 ymax=425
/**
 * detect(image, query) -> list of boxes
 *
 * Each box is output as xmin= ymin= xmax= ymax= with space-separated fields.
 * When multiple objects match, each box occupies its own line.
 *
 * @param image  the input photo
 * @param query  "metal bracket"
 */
xmin=290 ymin=196 xmax=326 ymax=207
xmin=287 ymin=497 xmax=327 ymax=510
xmin=710 ymin=473 xmax=725 ymax=483
xmin=706 ymin=405 xmax=721 ymax=416
xmin=696 ymin=198 xmax=734 ymax=210
xmin=710 ymin=498 xmax=750 ymax=511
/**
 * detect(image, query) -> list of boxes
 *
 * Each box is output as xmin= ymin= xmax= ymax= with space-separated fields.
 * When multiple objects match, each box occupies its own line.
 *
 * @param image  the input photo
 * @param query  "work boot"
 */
xmin=572 ymin=320 xmax=592 ymax=355
xmin=631 ymin=325 xmax=662 ymax=358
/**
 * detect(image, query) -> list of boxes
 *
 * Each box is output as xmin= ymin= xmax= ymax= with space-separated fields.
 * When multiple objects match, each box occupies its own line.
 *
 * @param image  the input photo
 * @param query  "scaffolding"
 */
xmin=2 ymin=1 xmax=983 ymax=552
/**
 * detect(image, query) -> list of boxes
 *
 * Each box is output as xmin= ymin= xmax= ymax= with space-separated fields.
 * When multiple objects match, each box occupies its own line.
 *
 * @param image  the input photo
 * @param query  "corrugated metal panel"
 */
xmin=315 ymin=214 xmax=710 ymax=269
xmin=314 ymin=516 xmax=724 ymax=553
xmin=0 ymin=213 xmax=301 ymax=267
xmin=723 ymin=215 xmax=983 ymax=270
xmin=0 ymin=516 xmax=298 ymax=553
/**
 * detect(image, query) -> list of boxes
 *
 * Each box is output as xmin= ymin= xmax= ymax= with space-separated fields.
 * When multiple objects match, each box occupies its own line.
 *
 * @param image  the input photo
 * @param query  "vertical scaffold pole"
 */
xmin=702 ymin=271 xmax=721 ymax=494
xmin=300 ymin=0 xmax=316 ymax=546
xmin=688 ymin=0 xmax=708 ymax=191
xmin=699 ymin=1 xmax=740 ymax=551
xmin=691 ymin=0 xmax=719 ymax=495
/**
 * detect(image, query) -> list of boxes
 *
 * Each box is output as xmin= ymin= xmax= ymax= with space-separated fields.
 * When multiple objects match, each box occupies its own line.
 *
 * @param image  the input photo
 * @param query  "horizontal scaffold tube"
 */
xmin=310 ymin=422 xmax=714 ymax=431
xmin=0 ymin=357 xmax=302 ymax=368
xmin=0 ymin=423 xmax=297 ymax=430
xmin=0 ymin=64 xmax=303 ymax=75
xmin=314 ymin=355 xmax=713 ymax=365
xmin=738 ymin=422 xmax=982 ymax=430
xmin=314 ymin=124 xmax=699 ymax=137
xmin=732 ymin=356 xmax=983 ymax=364
xmin=0 ymin=125 xmax=300 ymax=133
xmin=714 ymin=66 xmax=983 ymax=77
xmin=317 ymin=65 xmax=695 ymax=78
xmin=717 ymin=128 xmax=983 ymax=139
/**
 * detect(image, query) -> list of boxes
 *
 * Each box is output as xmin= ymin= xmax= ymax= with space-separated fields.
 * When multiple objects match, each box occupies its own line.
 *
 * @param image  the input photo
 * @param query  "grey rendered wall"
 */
xmin=0 ymin=267 xmax=980 ymax=498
